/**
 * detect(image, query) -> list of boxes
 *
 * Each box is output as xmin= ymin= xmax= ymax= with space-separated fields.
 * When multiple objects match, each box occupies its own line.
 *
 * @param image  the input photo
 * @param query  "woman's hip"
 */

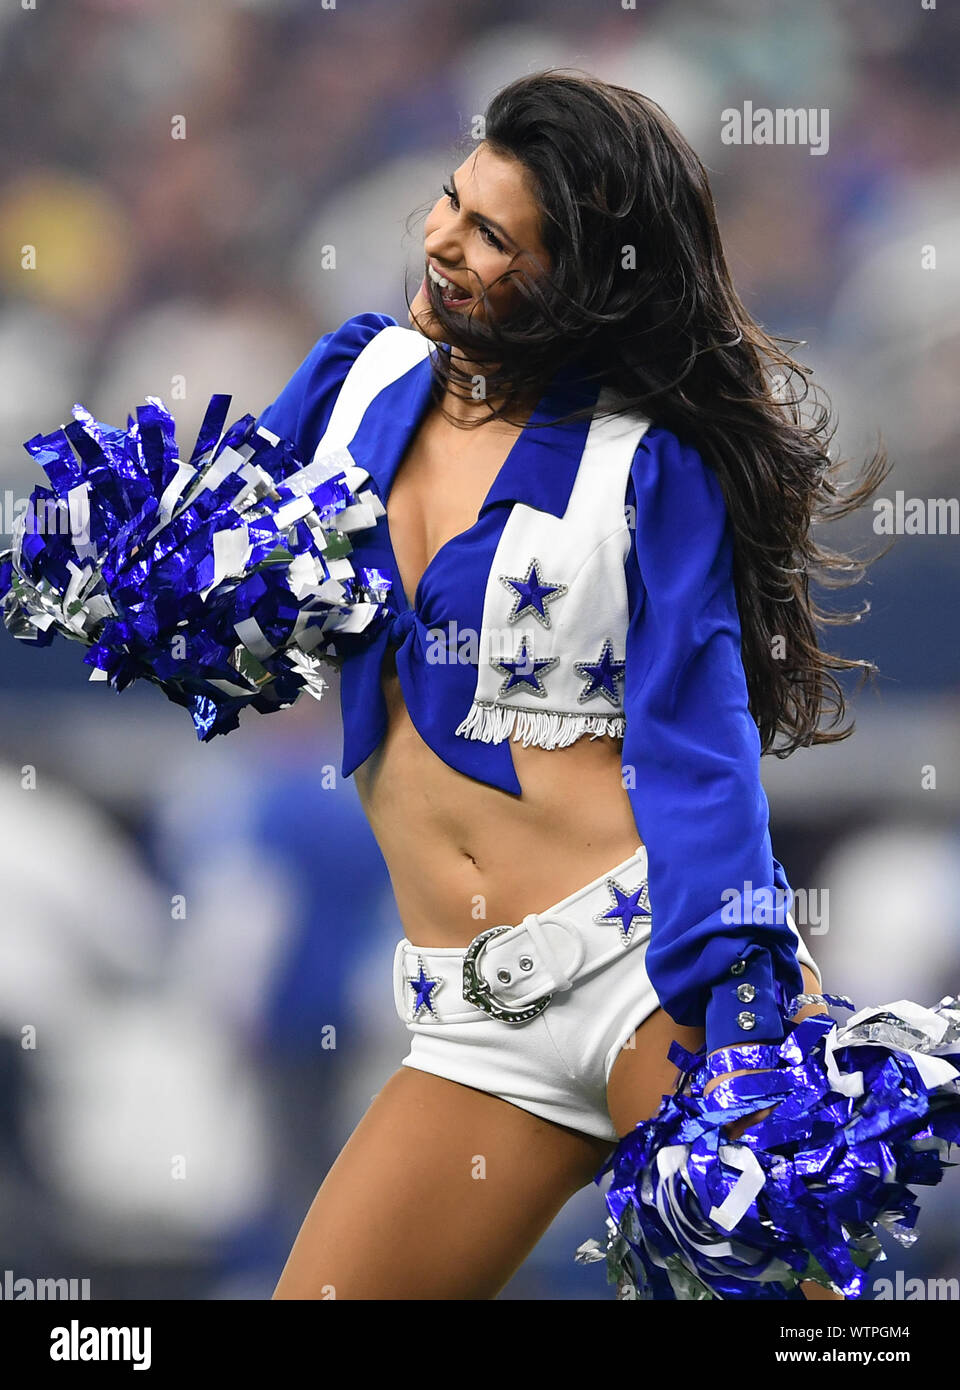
xmin=388 ymin=842 xmax=823 ymax=1144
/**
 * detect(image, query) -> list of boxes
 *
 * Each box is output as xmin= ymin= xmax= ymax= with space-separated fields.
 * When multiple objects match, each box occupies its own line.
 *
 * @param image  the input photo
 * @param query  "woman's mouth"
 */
xmin=425 ymin=261 xmax=473 ymax=308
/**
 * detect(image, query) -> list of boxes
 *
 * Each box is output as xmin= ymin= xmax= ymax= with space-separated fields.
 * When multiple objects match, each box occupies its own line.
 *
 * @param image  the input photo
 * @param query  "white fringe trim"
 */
xmin=454 ymin=700 xmax=625 ymax=749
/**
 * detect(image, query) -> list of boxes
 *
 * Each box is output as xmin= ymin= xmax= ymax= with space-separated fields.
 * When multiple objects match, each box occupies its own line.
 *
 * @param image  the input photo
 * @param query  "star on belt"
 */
xmin=593 ymin=878 xmax=652 ymax=945
xmin=407 ymin=956 xmax=443 ymax=1019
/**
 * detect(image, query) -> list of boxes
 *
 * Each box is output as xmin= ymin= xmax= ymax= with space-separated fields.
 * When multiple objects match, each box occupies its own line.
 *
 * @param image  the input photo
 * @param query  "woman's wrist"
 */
xmin=703 ymin=964 xmax=832 ymax=1096
xmin=704 ymin=1041 xmax=783 ymax=1078
xmin=704 ymin=945 xmax=785 ymax=1055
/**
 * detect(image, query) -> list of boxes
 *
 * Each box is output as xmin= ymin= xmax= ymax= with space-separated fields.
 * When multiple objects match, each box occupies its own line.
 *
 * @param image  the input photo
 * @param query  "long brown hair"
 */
xmin=406 ymin=69 xmax=889 ymax=757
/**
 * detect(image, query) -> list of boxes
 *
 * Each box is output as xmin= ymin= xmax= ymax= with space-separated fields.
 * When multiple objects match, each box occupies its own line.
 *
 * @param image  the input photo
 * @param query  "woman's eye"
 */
xmin=441 ymin=184 xmax=504 ymax=253
xmin=479 ymin=225 xmax=505 ymax=252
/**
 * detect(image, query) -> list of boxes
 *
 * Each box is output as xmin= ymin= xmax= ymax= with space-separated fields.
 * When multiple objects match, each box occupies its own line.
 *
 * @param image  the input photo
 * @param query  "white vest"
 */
xmin=307 ymin=325 xmax=651 ymax=751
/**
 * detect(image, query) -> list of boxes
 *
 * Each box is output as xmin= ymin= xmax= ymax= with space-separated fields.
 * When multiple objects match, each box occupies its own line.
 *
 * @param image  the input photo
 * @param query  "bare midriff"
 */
xmin=350 ymin=395 xmax=644 ymax=948
xmin=353 ymin=645 xmax=644 ymax=948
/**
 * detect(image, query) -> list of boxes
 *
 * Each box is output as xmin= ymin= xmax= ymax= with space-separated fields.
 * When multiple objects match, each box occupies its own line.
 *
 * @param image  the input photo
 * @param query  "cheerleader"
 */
xmin=256 ymin=70 xmax=915 ymax=1301
xmin=7 ymin=69 xmax=958 ymax=1302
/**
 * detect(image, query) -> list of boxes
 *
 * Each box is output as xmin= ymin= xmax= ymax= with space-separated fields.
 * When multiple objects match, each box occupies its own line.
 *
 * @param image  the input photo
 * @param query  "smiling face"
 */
xmin=408 ymin=143 xmax=551 ymax=340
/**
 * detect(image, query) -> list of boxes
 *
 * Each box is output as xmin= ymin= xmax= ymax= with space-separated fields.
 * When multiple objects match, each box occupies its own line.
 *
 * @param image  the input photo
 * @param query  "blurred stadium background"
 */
xmin=0 ymin=0 xmax=958 ymax=1300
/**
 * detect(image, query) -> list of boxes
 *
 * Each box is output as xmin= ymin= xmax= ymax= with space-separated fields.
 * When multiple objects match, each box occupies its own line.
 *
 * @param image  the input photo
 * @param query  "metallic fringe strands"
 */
xmin=0 ymin=395 xmax=395 ymax=739
xmin=576 ymin=994 xmax=960 ymax=1300
xmin=454 ymin=700 xmax=626 ymax=749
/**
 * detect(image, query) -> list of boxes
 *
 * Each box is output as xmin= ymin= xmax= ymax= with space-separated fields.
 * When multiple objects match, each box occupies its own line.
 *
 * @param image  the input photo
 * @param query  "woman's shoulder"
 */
xmin=257 ymin=311 xmax=400 ymax=453
xmin=627 ymin=420 xmax=726 ymax=519
xmin=284 ymin=310 xmax=402 ymax=389
xmin=630 ymin=419 xmax=708 ymax=473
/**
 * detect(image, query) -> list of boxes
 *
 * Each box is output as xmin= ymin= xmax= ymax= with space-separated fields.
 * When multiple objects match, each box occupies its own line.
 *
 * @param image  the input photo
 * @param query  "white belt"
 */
xmin=393 ymin=846 xmax=651 ymax=1025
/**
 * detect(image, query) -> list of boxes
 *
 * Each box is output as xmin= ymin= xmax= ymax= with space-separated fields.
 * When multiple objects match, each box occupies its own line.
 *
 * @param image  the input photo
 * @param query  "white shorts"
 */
xmin=393 ymin=845 xmax=821 ymax=1142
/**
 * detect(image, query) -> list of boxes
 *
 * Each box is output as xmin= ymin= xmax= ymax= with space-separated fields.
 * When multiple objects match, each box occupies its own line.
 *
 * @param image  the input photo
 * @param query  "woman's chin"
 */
xmin=408 ymin=292 xmax=444 ymax=339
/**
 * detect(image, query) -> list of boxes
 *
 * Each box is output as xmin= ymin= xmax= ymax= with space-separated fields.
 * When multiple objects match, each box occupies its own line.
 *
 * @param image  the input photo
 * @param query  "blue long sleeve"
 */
xmin=255 ymin=311 xmax=397 ymax=457
xmin=621 ymin=426 xmax=805 ymax=1053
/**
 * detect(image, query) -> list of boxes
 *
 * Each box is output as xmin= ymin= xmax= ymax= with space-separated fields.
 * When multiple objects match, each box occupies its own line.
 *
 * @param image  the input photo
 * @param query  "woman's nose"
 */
xmin=425 ymin=239 xmax=460 ymax=272
xmin=425 ymin=220 xmax=463 ymax=268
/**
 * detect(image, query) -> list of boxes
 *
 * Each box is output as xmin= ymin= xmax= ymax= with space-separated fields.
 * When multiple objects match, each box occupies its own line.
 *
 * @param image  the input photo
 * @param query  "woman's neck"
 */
xmin=439 ymin=347 xmax=541 ymax=428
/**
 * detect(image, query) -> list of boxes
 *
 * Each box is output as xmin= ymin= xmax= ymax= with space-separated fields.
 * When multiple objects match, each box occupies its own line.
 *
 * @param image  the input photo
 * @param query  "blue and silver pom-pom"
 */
xmin=0 ymin=394 xmax=395 ymax=738
xmin=576 ymin=994 xmax=960 ymax=1300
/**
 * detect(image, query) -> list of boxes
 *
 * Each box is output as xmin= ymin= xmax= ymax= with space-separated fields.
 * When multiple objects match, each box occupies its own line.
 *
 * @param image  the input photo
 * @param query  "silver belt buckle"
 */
xmin=461 ymin=925 xmax=553 ymax=1023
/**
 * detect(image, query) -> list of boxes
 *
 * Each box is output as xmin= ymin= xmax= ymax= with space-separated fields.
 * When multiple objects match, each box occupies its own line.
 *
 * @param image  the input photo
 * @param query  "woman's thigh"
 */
xmin=273 ymin=1066 xmax=615 ymax=1300
xmin=605 ymin=1005 xmax=705 ymax=1137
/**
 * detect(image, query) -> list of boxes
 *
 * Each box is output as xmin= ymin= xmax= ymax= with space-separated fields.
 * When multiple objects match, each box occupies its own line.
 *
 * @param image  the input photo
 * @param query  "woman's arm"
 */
xmin=621 ymin=425 xmax=808 ymax=1057
xmin=256 ymin=311 xmax=398 ymax=454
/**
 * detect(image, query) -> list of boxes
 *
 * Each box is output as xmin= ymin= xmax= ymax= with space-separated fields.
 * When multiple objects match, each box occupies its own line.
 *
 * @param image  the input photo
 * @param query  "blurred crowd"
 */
xmin=0 ymin=0 xmax=958 ymax=1299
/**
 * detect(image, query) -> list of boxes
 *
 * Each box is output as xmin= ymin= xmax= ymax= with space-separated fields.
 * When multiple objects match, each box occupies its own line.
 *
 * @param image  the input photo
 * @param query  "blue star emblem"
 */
xmin=499 ymin=558 xmax=567 ymax=628
xmin=593 ymin=878 xmax=652 ymax=945
xmin=574 ymin=638 xmax=626 ymax=707
xmin=492 ymin=637 xmax=558 ymax=698
xmin=407 ymin=956 xmax=442 ymax=1019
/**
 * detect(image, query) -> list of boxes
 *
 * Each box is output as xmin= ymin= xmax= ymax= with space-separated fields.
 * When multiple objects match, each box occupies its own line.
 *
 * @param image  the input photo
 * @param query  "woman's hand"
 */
xmin=699 ymin=966 xmax=846 ymax=1300
xmin=703 ymin=965 xmax=827 ymax=1141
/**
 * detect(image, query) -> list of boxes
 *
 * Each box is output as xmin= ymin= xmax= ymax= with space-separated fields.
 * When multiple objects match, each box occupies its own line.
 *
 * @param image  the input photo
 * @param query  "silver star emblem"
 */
xmin=498 ymin=557 xmax=567 ymax=628
xmin=574 ymin=637 xmax=626 ymax=707
xmin=592 ymin=877 xmax=652 ymax=946
xmin=407 ymin=955 xmax=443 ymax=1020
xmin=491 ymin=635 xmax=559 ymax=699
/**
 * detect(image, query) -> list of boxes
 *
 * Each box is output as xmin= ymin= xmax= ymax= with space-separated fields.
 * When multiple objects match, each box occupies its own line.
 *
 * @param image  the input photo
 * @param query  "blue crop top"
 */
xmin=256 ymin=312 xmax=818 ymax=1055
